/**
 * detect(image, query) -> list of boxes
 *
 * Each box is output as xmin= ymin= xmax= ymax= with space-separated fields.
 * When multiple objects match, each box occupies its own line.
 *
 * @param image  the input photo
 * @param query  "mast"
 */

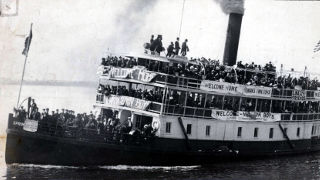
xmin=17 ymin=23 xmax=33 ymax=108
xmin=178 ymin=0 xmax=186 ymax=38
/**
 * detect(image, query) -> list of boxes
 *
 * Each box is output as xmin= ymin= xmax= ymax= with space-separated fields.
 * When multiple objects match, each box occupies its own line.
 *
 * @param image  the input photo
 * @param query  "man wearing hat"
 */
xmin=29 ymin=99 xmax=37 ymax=118
xmin=150 ymin=35 xmax=164 ymax=54
xmin=34 ymin=107 xmax=41 ymax=120
xmin=174 ymin=37 xmax=180 ymax=55
xmin=121 ymin=116 xmax=132 ymax=133
xmin=181 ymin=39 xmax=189 ymax=56
xmin=150 ymin=34 xmax=154 ymax=44
xmin=166 ymin=42 xmax=174 ymax=57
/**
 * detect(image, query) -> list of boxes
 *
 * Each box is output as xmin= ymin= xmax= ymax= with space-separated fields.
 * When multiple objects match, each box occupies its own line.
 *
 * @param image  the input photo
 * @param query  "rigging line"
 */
xmin=178 ymin=0 xmax=186 ymax=38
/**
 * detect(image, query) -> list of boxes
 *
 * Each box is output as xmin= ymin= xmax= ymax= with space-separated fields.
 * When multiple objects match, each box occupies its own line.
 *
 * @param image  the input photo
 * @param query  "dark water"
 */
xmin=2 ymin=153 xmax=320 ymax=180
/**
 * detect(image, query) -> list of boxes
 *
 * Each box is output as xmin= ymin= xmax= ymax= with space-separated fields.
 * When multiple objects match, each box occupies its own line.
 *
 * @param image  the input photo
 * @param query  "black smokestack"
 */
xmin=223 ymin=13 xmax=243 ymax=66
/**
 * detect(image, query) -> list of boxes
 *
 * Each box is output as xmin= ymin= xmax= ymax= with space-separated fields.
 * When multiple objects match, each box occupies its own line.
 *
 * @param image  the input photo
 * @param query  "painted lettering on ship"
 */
xmin=13 ymin=121 xmax=24 ymax=126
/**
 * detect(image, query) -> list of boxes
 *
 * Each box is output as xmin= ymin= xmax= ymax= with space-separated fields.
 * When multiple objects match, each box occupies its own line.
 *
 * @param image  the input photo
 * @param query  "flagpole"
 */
xmin=16 ymin=23 xmax=33 ymax=108
xmin=16 ymin=54 xmax=28 ymax=108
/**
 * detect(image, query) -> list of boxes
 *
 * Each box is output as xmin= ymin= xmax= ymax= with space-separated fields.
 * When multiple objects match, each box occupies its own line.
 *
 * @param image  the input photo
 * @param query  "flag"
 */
xmin=313 ymin=40 xmax=320 ymax=53
xmin=22 ymin=24 xmax=33 ymax=56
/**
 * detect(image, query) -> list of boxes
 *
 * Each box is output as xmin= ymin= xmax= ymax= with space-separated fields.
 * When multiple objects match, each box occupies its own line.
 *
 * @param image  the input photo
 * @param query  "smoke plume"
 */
xmin=106 ymin=0 xmax=158 ymax=53
xmin=214 ymin=0 xmax=245 ymax=14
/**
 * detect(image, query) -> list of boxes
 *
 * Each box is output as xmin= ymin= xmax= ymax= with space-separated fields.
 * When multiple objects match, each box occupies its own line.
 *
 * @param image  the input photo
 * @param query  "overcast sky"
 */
xmin=1 ymin=0 xmax=320 ymax=82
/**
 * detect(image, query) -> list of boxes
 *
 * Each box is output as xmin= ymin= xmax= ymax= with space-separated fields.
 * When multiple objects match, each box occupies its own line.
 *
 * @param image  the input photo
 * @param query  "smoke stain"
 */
xmin=213 ymin=0 xmax=245 ymax=14
xmin=106 ymin=0 xmax=159 ymax=52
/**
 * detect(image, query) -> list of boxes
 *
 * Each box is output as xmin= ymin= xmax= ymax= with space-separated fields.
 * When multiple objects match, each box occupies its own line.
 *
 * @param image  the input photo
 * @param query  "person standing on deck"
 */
xmin=167 ymin=42 xmax=174 ymax=57
xmin=121 ymin=117 xmax=132 ymax=133
xmin=29 ymin=99 xmax=37 ymax=118
xmin=150 ymin=35 xmax=164 ymax=54
xmin=181 ymin=39 xmax=189 ymax=56
xmin=174 ymin=37 xmax=180 ymax=55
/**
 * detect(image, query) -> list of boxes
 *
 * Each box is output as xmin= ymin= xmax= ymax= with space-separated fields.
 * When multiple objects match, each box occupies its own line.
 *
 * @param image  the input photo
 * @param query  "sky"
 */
xmin=0 ymin=0 xmax=320 ymax=82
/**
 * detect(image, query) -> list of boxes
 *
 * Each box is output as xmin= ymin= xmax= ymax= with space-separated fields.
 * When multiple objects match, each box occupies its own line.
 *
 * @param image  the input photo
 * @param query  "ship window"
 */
xmin=297 ymin=127 xmax=300 ymax=137
xmin=237 ymin=127 xmax=242 ymax=137
xmin=186 ymin=124 xmax=192 ymax=135
xmin=135 ymin=116 xmax=141 ymax=128
xmin=223 ymin=96 xmax=234 ymax=110
xmin=205 ymin=94 xmax=213 ymax=108
xmin=186 ymin=92 xmax=205 ymax=108
xmin=205 ymin=125 xmax=210 ymax=136
xmin=285 ymin=101 xmax=293 ymax=112
xmin=272 ymin=100 xmax=283 ymax=113
xmin=269 ymin=128 xmax=274 ymax=139
xmin=240 ymin=98 xmax=256 ymax=112
xmin=137 ymin=58 xmax=148 ymax=67
xmin=223 ymin=96 xmax=240 ymax=111
xmin=257 ymin=99 xmax=271 ymax=112
xmin=206 ymin=95 xmax=223 ymax=109
xmin=254 ymin=128 xmax=259 ymax=138
xmin=178 ymin=91 xmax=187 ymax=105
xmin=165 ymin=122 xmax=171 ymax=133
xmin=233 ymin=97 xmax=240 ymax=112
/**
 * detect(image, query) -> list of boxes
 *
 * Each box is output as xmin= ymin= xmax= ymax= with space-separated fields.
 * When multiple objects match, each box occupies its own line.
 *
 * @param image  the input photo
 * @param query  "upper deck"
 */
xmin=98 ymin=52 xmax=320 ymax=101
xmin=95 ymin=52 xmax=320 ymax=123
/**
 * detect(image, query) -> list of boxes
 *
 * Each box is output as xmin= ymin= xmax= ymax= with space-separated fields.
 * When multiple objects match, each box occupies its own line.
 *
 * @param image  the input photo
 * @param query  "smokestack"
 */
xmin=223 ymin=13 xmax=243 ymax=66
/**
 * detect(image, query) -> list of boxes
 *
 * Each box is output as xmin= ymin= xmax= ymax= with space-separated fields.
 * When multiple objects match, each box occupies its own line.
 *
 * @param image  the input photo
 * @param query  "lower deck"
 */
xmin=5 ymin=128 xmax=320 ymax=166
xmin=5 ymin=113 xmax=320 ymax=166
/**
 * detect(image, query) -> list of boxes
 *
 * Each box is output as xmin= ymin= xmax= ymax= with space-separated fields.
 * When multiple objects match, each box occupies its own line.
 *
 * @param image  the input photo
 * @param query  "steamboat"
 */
xmin=5 ymin=12 xmax=320 ymax=166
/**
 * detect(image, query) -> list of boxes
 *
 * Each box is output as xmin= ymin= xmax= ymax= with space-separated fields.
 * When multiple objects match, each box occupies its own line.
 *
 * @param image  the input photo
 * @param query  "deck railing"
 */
xmin=101 ymin=65 xmax=320 ymax=100
xmin=163 ymin=104 xmax=212 ymax=118
xmin=97 ymin=93 xmax=320 ymax=121
xmin=163 ymin=104 xmax=320 ymax=121
xmin=154 ymin=73 xmax=318 ymax=100
xmin=8 ymin=114 xmax=155 ymax=145
xmin=280 ymin=113 xmax=320 ymax=121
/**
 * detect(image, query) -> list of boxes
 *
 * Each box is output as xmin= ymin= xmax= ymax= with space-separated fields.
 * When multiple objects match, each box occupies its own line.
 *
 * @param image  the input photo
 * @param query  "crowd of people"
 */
xmin=100 ymin=54 xmax=320 ymax=90
xmin=97 ymin=84 xmax=164 ymax=103
xmin=13 ymin=99 xmax=157 ymax=140
xmin=101 ymin=56 xmax=137 ymax=68
xmin=145 ymin=35 xmax=190 ymax=57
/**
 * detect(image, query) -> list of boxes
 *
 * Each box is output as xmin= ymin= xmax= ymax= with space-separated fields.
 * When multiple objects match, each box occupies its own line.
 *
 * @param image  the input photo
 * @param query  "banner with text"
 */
xmin=211 ymin=109 xmax=236 ymax=120
xmin=131 ymin=67 xmax=157 ymax=82
xmin=104 ymin=66 xmax=157 ymax=83
xmin=243 ymin=86 xmax=272 ymax=97
xmin=200 ymin=80 xmax=242 ymax=95
xmin=109 ymin=67 xmax=133 ymax=79
xmin=237 ymin=111 xmax=281 ymax=121
xmin=211 ymin=109 xmax=280 ymax=121
xmin=105 ymin=95 xmax=151 ymax=110
xmin=200 ymin=80 xmax=272 ymax=98
xmin=23 ymin=119 xmax=38 ymax=132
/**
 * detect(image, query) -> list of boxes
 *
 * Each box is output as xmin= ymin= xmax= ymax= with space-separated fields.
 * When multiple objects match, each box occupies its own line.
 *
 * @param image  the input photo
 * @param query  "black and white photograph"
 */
xmin=1 ymin=0 xmax=320 ymax=179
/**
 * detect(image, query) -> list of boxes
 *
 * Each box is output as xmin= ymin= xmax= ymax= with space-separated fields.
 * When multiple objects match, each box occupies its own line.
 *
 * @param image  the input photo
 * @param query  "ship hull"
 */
xmin=6 ymin=128 xmax=320 ymax=166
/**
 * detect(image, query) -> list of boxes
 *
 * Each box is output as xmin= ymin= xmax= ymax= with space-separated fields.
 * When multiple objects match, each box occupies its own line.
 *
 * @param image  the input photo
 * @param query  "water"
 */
xmin=2 ymin=154 xmax=320 ymax=179
xmin=1 ymin=84 xmax=320 ymax=179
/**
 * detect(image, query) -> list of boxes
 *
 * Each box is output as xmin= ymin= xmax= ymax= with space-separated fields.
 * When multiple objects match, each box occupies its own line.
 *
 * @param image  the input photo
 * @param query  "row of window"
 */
xmin=236 ymin=127 xmax=300 ymax=139
xmin=166 ymin=122 xmax=196 ymax=135
xmin=165 ymin=122 xmax=302 ymax=138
